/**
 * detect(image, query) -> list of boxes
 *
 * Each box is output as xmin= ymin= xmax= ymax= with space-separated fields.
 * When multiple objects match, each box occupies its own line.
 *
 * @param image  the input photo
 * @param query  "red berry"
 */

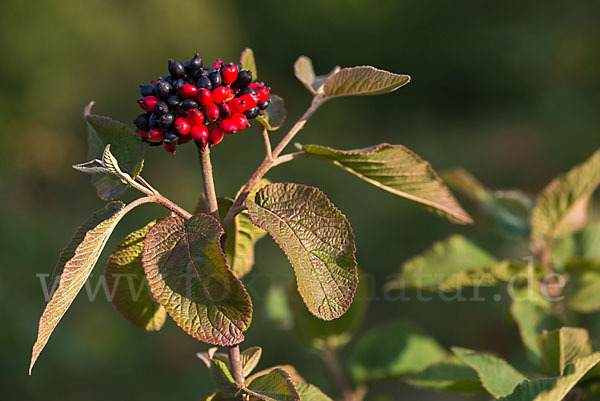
xmin=255 ymin=86 xmax=270 ymax=103
xmin=249 ymin=82 xmax=263 ymax=89
xmin=208 ymin=126 xmax=224 ymax=146
xmin=179 ymin=84 xmax=198 ymax=99
xmin=136 ymin=129 xmax=149 ymax=138
xmin=212 ymin=58 xmax=223 ymax=68
xmin=174 ymin=117 xmax=191 ymax=135
xmin=219 ymin=119 xmax=239 ymax=135
xmin=163 ymin=142 xmax=176 ymax=154
xmin=138 ymin=96 xmax=160 ymax=111
xmin=221 ymin=64 xmax=239 ymax=84
xmin=229 ymin=97 xmax=247 ymax=113
xmin=240 ymin=93 xmax=259 ymax=110
xmin=147 ymin=129 xmax=165 ymax=143
xmin=178 ymin=134 xmax=193 ymax=145
xmin=206 ymin=104 xmax=220 ymax=121
xmin=190 ymin=124 xmax=209 ymax=142
xmin=187 ymin=108 xmax=205 ymax=125
xmin=231 ymin=113 xmax=250 ymax=131
xmin=212 ymin=86 xmax=234 ymax=103
xmin=197 ymin=88 xmax=213 ymax=106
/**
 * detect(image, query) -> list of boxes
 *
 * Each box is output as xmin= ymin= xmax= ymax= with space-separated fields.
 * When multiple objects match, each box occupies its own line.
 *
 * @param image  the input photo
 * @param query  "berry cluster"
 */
xmin=134 ymin=53 xmax=270 ymax=154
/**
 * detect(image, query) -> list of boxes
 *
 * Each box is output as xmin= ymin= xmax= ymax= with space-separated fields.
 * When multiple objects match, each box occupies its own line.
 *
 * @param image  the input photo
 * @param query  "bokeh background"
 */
xmin=2 ymin=0 xmax=599 ymax=400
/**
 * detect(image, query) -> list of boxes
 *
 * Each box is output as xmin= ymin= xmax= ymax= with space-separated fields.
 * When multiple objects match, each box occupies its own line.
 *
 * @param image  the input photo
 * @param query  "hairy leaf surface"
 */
xmin=302 ymin=144 xmax=472 ymax=224
xmin=142 ymin=214 xmax=252 ymax=345
xmin=105 ymin=221 xmax=166 ymax=331
xmin=30 ymin=201 xmax=131 ymax=374
xmin=293 ymin=56 xmax=340 ymax=95
xmin=246 ymin=183 xmax=358 ymax=320
xmin=323 ymin=66 xmax=410 ymax=97
xmin=244 ymin=368 xmax=300 ymax=401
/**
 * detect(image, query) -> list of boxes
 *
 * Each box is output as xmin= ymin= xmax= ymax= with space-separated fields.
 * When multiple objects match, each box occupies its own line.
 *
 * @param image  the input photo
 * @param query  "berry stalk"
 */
xmin=197 ymin=147 xmax=220 ymax=221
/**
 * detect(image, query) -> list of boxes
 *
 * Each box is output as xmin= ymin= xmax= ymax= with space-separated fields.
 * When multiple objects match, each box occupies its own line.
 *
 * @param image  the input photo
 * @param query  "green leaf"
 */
xmin=196 ymin=197 xmax=266 ymax=278
xmin=244 ymin=368 xmax=300 ymax=401
xmin=210 ymin=358 xmax=239 ymax=395
xmin=293 ymin=56 xmax=340 ymax=95
xmin=349 ymin=320 xmax=447 ymax=382
xmin=72 ymin=158 xmax=110 ymax=175
xmin=257 ymin=94 xmax=286 ymax=131
xmin=323 ymin=66 xmax=410 ymax=98
xmin=294 ymin=382 xmax=334 ymax=401
xmin=405 ymin=355 xmax=484 ymax=393
xmin=30 ymin=201 xmax=137 ymax=374
xmin=105 ymin=221 xmax=166 ymax=331
xmin=246 ymin=183 xmax=358 ymax=320
xmin=553 ymin=222 xmax=600 ymax=271
xmin=285 ymin=271 xmax=369 ymax=349
xmin=394 ymin=235 xmax=498 ymax=290
xmin=240 ymin=48 xmax=257 ymax=81
xmin=84 ymin=102 xmax=145 ymax=200
xmin=452 ymin=347 xmax=527 ymax=398
xmin=530 ymin=149 xmax=600 ymax=253
xmin=302 ymin=143 xmax=472 ymax=224
xmin=442 ymin=168 xmax=534 ymax=237
xmin=537 ymin=327 xmax=593 ymax=376
xmin=498 ymin=353 xmax=600 ymax=401
xmin=510 ymin=287 xmax=562 ymax=364
xmin=241 ymin=346 xmax=263 ymax=378
xmin=247 ymin=365 xmax=306 ymax=385
xmin=141 ymin=214 xmax=253 ymax=345
xmin=565 ymin=269 xmax=600 ymax=313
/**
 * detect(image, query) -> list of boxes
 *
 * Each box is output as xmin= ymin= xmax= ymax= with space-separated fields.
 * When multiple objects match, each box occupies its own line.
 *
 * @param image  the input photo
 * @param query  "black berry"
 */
xmin=166 ymin=95 xmax=182 ymax=109
xmin=148 ymin=113 xmax=160 ymax=129
xmin=140 ymin=84 xmax=155 ymax=97
xmin=186 ymin=53 xmax=203 ymax=74
xmin=209 ymin=71 xmax=222 ymax=88
xmin=158 ymin=113 xmax=174 ymax=129
xmin=154 ymin=101 xmax=169 ymax=114
xmin=168 ymin=59 xmax=185 ymax=78
xmin=238 ymin=87 xmax=257 ymax=97
xmin=196 ymin=76 xmax=213 ymax=91
xmin=233 ymin=70 xmax=252 ymax=88
xmin=154 ymin=80 xmax=172 ymax=99
xmin=219 ymin=102 xmax=231 ymax=119
xmin=244 ymin=106 xmax=260 ymax=119
xmin=258 ymin=99 xmax=271 ymax=110
xmin=163 ymin=130 xmax=179 ymax=145
xmin=134 ymin=113 xmax=150 ymax=131
xmin=182 ymin=99 xmax=199 ymax=110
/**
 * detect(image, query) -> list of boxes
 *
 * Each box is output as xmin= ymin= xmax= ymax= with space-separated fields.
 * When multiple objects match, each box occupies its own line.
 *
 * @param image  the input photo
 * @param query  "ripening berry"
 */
xmin=209 ymin=71 xmax=222 ymax=88
xmin=212 ymin=58 xmax=223 ymax=68
xmin=147 ymin=129 xmax=165 ymax=143
xmin=182 ymin=99 xmax=199 ymax=110
xmin=244 ymin=106 xmax=261 ymax=119
xmin=212 ymin=86 xmax=234 ymax=103
xmin=206 ymin=104 xmax=220 ymax=121
xmin=187 ymin=108 xmax=205 ymax=125
xmin=197 ymin=88 xmax=213 ymax=106
xmin=140 ymin=84 xmax=155 ymax=97
xmin=255 ymin=86 xmax=270 ymax=103
xmin=174 ymin=117 xmax=191 ymax=135
xmin=134 ymin=113 xmax=150 ymax=131
xmin=136 ymin=129 xmax=149 ymax=137
xmin=139 ymin=96 xmax=160 ymax=111
xmin=158 ymin=113 xmax=174 ymax=129
xmin=240 ymin=93 xmax=259 ymax=110
xmin=221 ymin=64 xmax=239 ymax=84
xmin=229 ymin=97 xmax=247 ymax=114
xmin=154 ymin=80 xmax=172 ymax=99
xmin=231 ymin=113 xmax=250 ymax=130
xmin=196 ymin=76 xmax=213 ymax=91
xmin=154 ymin=101 xmax=169 ymax=114
xmin=219 ymin=102 xmax=232 ymax=119
xmin=219 ymin=119 xmax=239 ymax=135
xmin=233 ymin=70 xmax=252 ymax=88
xmin=190 ymin=124 xmax=209 ymax=142
xmin=249 ymin=82 xmax=263 ymax=90
xmin=208 ymin=126 xmax=224 ymax=146
xmin=168 ymin=59 xmax=185 ymax=78
xmin=163 ymin=143 xmax=176 ymax=154
xmin=179 ymin=84 xmax=198 ymax=99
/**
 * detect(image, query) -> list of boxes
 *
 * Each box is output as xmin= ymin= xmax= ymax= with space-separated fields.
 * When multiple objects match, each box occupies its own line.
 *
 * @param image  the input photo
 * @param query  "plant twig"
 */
xmin=222 ymin=95 xmax=327 ymax=231
xmin=228 ymin=345 xmax=245 ymax=387
xmin=271 ymin=151 xmax=307 ymax=167
xmin=262 ymin=127 xmax=273 ymax=161
xmin=124 ymin=173 xmax=191 ymax=219
xmin=321 ymin=347 xmax=355 ymax=401
xmin=198 ymin=146 xmax=220 ymax=221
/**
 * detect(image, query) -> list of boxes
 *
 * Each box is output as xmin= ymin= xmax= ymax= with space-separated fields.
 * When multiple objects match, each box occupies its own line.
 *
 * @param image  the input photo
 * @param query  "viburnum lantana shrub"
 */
xmin=29 ymin=49 xmax=474 ymax=400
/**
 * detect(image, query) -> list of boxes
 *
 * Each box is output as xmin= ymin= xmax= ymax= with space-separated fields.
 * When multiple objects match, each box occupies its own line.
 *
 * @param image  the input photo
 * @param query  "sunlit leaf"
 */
xmin=105 ymin=221 xmax=166 ymax=331
xmin=246 ymin=183 xmax=358 ymax=320
xmin=293 ymin=56 xmax=340 ymax=95
xmin=565 ymin=269 xmax=600 ymax=313
xmin=294 ymin=382 xmax=333 ymax=401
xmin=323 ymin=66 xmax=410 ymax=97
xmin=240 ymin=48 xmax=257 ymax=81
xmin=538 ymin=327 xmax=593 ymax=376
xmin=302 ymin=143 xmax=472 ymax=224
xmin=142 ymin=214 xmax=253 ymax=345
xmin=210 ymin=358 xmax=239 ymax=395
xmin=530 ymin=149 xmax=600 ymax=253
xmin=452 ymin=347 xmax=527 ymax=398
xmin=243 ymin=368 xmax=300 ymax=401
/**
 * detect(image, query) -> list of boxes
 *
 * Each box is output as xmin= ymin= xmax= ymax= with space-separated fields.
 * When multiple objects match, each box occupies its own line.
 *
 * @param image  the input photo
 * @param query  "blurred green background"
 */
xmin=1 ymin=0 xmax=599 ymax=400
